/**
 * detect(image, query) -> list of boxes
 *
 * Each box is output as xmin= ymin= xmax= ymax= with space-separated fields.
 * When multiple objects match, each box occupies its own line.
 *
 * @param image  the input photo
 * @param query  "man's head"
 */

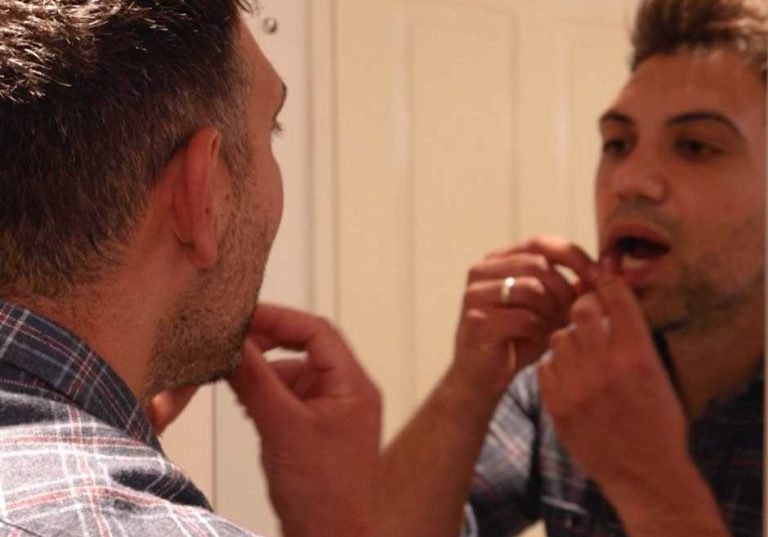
xmin=631 ymin=0 xmax=767 ymax=78
xmin=147 ymin=29 xmax=286 ymax=398
xmin=596 ymin=0 xmax=766 ymax=335
xmin=0 ymin=2 xmax=286 ymax=398
xmin=0 ymin=1 xmax=252 ymax=297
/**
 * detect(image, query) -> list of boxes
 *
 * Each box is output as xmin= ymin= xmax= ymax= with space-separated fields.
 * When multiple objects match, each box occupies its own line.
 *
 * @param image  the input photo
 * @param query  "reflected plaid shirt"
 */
xmin=0 ymin=300 xmax=259 ymax=537
xmin=465 ymin=364 xmax=764 ymax=537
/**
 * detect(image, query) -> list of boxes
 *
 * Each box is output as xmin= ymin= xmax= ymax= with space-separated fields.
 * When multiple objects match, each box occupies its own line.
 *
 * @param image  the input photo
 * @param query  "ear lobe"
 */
xmin=171 ymin=127 xmax=229 ymax=270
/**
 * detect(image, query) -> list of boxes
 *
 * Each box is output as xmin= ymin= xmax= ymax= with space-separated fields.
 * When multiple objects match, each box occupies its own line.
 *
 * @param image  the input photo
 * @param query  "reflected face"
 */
xmin=145 ymin=24 xmax=285 ymax=399
xmin=595 ymin=50 xmax=765 ymax=333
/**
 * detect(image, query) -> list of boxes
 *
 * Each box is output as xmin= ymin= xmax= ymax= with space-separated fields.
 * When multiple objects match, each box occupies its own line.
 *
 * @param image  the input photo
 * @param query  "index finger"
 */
xmin=507 ymin=236 xmax=597 ymax=286
xmin=249 ymin=304 xmax=359 ymax=376
xmin=596 ymin=277 xmax=651 ymax=346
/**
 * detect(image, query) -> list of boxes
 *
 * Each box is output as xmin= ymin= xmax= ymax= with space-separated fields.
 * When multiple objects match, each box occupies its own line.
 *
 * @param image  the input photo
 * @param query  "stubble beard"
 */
xmin=641 ymin=251 xmax=764 ymax=338
xmin=142 ymin=201 xmax=269 ymax=403
xmin=604 ymin=202 xmax=764 ymax=338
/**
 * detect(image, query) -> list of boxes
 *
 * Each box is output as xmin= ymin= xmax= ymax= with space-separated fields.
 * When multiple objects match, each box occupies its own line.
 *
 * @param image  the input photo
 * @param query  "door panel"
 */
xmin=334 ymin=0 xmax=637 ymax=431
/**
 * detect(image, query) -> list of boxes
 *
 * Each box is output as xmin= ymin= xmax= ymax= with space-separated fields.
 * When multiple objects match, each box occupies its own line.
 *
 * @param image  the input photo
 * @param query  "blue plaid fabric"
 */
xmin=465 ymin=364 xmax=763 ymax=537
xmin=0 ymin=300 xmax=258 ymax=536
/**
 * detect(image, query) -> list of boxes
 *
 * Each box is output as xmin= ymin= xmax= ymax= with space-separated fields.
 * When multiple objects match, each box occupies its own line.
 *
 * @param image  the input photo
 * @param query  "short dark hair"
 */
xmin=0 ymin=1 xmax=252 ymax=297
xmin=631 ymin=0 xmax=768 ymax=79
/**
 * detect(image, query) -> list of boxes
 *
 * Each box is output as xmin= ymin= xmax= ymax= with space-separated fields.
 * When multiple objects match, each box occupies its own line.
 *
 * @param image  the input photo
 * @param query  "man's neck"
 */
xmin=665 ymin=306 xmax=763 ymax=419
xmin=4 ymin=283 xmax=159 ymax=402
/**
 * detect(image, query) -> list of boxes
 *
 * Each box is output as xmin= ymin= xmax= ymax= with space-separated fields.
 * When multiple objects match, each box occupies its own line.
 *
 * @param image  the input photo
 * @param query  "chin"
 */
xmin=202 ymin=355 xmax=243 ymax=385
xmin=146 ymin=317 xmax=250 ymax=399
xmin=636 ymin=293 xmax=689 ymax=334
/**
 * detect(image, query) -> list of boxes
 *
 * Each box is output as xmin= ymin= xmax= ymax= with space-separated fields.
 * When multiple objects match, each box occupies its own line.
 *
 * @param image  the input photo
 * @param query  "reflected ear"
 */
xmin=171 ymin=127 xmax=229 ymax=269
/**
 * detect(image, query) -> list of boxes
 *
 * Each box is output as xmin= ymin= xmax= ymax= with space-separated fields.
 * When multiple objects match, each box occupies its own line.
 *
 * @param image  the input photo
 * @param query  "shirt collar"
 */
xmin=0 ymin=300 xmax=161 ymax=451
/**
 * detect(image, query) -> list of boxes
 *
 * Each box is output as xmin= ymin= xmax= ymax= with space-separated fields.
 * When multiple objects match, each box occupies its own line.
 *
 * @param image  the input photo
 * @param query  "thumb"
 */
xmin=228 ymin=339 xmax=305 ymax=431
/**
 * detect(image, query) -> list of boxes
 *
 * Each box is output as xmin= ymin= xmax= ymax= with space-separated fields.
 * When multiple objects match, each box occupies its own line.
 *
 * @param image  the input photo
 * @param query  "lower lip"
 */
xmin=616 ymin=253 xmax=670 ymax=288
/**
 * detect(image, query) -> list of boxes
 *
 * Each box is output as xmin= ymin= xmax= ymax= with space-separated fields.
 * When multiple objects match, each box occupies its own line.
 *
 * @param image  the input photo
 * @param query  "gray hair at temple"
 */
xmin=0 ymin=0 xmax=253 ymax=298
xmin=632 ymin=0 xmax=768 ymax=80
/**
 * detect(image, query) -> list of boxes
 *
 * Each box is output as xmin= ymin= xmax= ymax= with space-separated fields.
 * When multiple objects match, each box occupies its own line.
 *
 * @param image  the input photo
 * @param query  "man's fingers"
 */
xmin=464 ymin=277 xmax=559 ymax=322
xmin=469 ymin=254 xmax=580 ymax=317
xmin=270 ymin=358 xmax=308 ymax=385
xmin=538 ymin=355 xmax=568 ymax=418
xmin=512 ymin=236 xmax=597 ymax=285
xmin=228 ymin=339 xmax=305 ymax=426
xmin=251 ymin=305 xmax=357 ymax=374
xmin=463 ymin=307 xmax=550 ymax=342
xmin=597 ymin=277 xmax=650 ymax=345
xmin=570 ymin=292 xmax=609 ymax=350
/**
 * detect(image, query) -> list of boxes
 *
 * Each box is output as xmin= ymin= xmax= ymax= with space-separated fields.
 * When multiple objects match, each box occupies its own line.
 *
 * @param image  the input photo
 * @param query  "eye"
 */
xmin=676 ymin=138 xmax=720 ymax=158
xmin=601 ymin=138 xmax=633 ymax=157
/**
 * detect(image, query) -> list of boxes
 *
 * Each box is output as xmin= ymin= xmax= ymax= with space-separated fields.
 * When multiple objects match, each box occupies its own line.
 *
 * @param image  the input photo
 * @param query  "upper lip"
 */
xmin=601 ymin=221 xmax=672 ymax=257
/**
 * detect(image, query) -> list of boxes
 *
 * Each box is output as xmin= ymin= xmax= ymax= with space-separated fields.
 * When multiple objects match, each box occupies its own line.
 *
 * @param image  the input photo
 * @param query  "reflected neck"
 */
xmin=663 ymin=307 xmax=763 ymax=420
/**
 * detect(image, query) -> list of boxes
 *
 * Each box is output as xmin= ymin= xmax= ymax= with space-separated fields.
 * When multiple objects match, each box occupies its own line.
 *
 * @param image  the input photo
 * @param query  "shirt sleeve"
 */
xmin=464 ymin=365 xmax=543 ymax=537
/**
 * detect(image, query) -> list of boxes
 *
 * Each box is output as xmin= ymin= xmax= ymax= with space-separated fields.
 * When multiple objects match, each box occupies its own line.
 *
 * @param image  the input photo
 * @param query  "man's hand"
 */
xmin=228 ymin=304 xmax=381 ymax=537
xmin=538 ymin=277 xmax=729 ymax=536
xmin=453 ymin=236 xmax=596 ymax=396
xmin=375 ymin=238 xmax=596 ymax=537
xmin=146 ymin=386 xmax=199 ymax=435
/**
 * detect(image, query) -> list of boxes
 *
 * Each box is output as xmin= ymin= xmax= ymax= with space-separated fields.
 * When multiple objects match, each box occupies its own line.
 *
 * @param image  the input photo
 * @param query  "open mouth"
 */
xmin=604 ymin=234 xmax=671 ymax=277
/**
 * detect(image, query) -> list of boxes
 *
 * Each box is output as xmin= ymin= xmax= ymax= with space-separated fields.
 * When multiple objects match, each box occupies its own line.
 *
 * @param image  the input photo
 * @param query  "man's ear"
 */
xmin=171 ymin=127 xmax=230 ymax=269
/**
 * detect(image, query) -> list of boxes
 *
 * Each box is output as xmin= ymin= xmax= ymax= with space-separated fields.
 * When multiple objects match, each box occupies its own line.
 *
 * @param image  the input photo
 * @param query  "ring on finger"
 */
xmin=500 ymin=276 xmax=516 ymax=306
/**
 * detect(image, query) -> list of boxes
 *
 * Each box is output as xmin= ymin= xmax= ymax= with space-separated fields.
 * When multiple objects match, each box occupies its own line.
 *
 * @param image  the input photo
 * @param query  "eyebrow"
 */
xmin=599 ymin=110 xmax=633 ymax=126
xmin=666 ymin=110 xmax=745 ymax=140
xmin=599 ymin=109 xmax=745 ymax=140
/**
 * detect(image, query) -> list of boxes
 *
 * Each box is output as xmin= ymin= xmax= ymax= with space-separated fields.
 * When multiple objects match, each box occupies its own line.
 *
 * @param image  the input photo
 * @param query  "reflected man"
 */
xmin=379 ymin=1 xmax=765 ymax=536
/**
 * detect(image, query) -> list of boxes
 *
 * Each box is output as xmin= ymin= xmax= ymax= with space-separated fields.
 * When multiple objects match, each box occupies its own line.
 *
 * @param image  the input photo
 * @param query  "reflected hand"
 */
xmin=538 ymin=277 xmax=689 ymax=502
xmin=452 ymin=236 xmax=596 ymax=396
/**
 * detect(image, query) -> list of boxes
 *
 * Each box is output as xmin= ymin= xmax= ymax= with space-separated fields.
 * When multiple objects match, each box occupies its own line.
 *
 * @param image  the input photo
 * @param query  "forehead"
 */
xmin=237 ymin=22 xmax=283 ymax=109
xmin=608 ymin=50 xmax=765 ymax=132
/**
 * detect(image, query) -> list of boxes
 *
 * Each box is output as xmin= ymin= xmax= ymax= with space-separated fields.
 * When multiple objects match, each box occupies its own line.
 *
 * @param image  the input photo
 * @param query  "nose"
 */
xmin=608 ymin=148 xmax=668 ymax=203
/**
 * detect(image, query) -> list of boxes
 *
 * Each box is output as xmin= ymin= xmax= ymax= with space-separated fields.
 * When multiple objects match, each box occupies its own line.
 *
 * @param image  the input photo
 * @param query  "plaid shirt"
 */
xmin=0 ymin=300 xmax=259 ymax=537
xmin=465 ymin=363 xmax=763 ymax=537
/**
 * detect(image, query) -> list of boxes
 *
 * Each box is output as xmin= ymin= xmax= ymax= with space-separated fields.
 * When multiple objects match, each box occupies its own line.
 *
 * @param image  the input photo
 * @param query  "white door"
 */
xmin=328 ymin=0 xmax=639 ymax=432
xmin=322 ymin=1 xmax=639 ymax=535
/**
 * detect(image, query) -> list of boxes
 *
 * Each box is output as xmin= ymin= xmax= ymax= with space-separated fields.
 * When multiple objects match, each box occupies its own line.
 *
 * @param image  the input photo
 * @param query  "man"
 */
xmin=0 ymin=2 xmax=379 ymax=536
xmin=377 ymin=0 xmax=765 ymax=536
